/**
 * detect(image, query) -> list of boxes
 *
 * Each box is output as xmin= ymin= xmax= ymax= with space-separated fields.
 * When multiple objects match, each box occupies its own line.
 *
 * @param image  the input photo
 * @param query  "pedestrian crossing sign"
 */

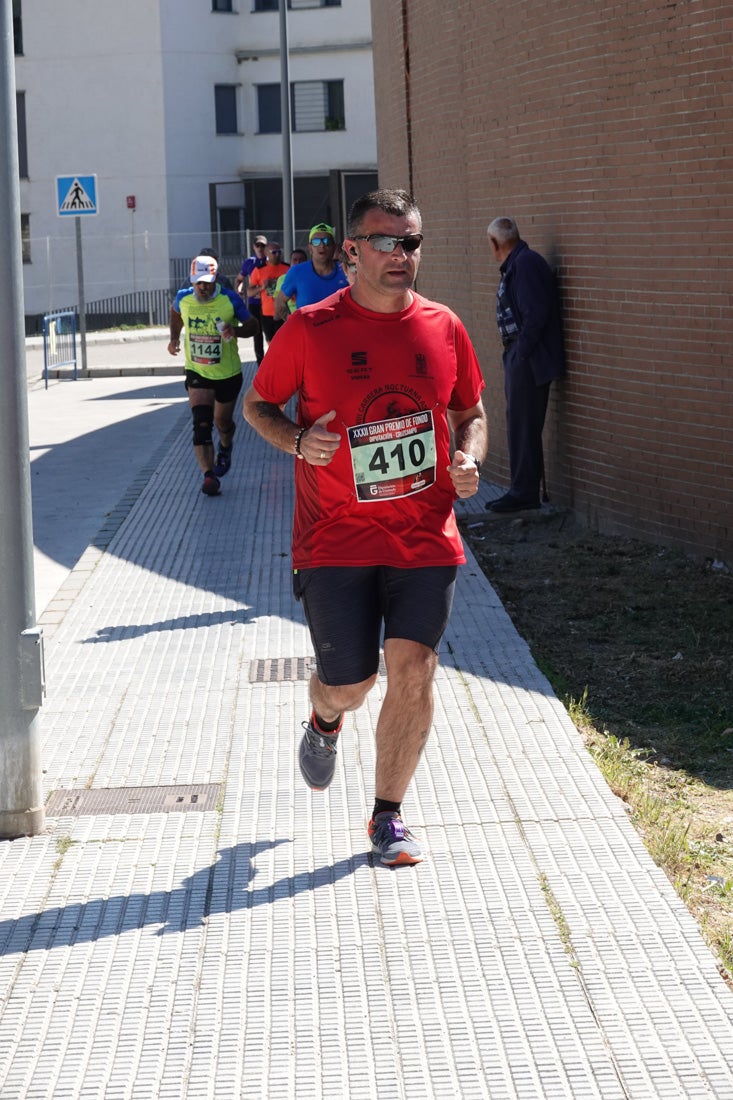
xmin=56 ymin=175 xmax=98 ymax=217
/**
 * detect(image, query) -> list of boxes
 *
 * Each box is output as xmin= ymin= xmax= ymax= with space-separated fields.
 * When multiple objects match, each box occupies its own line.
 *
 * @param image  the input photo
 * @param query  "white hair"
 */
xmin=487 ymin=217 xmax=519 ymax=245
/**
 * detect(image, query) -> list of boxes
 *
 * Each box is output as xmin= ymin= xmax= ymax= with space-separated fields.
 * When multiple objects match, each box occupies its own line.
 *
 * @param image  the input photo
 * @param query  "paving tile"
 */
xmin=1 ymin=358 xmax=732 ymax=1098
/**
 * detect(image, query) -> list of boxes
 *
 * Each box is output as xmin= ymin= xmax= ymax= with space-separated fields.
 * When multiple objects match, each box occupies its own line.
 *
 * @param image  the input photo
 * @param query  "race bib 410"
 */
xmin=348 ymin=410 xmax=436 ymax=501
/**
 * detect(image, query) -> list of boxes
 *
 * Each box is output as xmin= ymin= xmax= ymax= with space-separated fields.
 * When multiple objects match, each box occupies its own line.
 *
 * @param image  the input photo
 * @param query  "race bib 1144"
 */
xmin=189 ymin=336 xmax=222 ymax=366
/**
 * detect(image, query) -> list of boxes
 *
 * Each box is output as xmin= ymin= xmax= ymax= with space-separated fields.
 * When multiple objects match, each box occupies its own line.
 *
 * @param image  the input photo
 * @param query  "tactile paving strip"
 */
xmin=2 ymin=373 xmax=732 ymax=1099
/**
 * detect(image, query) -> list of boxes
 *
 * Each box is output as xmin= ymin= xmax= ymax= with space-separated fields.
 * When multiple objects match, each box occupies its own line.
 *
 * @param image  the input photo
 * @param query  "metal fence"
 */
xmin=42 ymin=311 xmax=77 ymax=389
xmin=27 ymin=287 xmax=173 ymax=337
xmin=22 ymin=227 xmax=320 ymax=335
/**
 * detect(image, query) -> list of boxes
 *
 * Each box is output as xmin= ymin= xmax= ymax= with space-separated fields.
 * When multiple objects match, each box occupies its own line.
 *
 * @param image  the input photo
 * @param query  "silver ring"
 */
xmin=319 ymin=451 xmax=326 ymax=459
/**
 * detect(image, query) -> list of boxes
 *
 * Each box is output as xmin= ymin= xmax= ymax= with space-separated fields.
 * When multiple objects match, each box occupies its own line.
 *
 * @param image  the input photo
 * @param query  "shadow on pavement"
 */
xmin=31 ymin=400 xmax=188 ymax=573
xmin=82 ymin=607 xmax=253 ymax=643
xmin=0 ymin=842 xmax=372 ymax=954
xmin=88 ymin=381 xmax=184 ymax=402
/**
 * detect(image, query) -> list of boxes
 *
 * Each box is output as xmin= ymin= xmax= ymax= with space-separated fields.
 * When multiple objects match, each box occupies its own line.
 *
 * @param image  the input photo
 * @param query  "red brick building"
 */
xmin=370 ymin=0 xmax=732 ymax=563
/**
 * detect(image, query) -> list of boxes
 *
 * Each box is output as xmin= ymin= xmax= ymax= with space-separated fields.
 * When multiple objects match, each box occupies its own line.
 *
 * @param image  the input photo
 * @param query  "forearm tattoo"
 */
xmin=253 ymin=401 xmax=286 ymax=423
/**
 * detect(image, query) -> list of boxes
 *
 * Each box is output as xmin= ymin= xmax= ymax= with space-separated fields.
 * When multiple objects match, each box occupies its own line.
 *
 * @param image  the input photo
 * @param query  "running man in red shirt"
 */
xmin=243 ymin=189 xmax=487 ymax=865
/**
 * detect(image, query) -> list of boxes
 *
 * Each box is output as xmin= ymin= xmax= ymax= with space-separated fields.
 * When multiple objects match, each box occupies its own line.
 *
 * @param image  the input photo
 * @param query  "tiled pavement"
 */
xmin=1 ymin=343 xmax=732 ymax=1098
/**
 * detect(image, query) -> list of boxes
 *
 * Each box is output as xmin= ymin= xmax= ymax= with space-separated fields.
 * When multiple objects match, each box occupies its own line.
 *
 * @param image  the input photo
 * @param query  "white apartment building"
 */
xmin=13 ymin=0 xmax=377 ymax=323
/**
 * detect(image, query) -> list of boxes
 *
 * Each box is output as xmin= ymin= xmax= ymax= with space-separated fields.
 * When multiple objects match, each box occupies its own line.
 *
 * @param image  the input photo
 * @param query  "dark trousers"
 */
xmin=248 ymin=300 xmax=264 ymax=363
xmin=503 ymin=345 xmax=551 ymax=503
xmin=261 ymin=314 xmax=284 ymax=346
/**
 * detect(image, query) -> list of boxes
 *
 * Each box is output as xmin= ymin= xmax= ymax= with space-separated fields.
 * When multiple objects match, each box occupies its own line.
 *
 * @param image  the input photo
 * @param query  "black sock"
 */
xmin=372 ymin=798 xmax=401 ymax=819
xmin=312 ymin=711 xmax=342 ymax=734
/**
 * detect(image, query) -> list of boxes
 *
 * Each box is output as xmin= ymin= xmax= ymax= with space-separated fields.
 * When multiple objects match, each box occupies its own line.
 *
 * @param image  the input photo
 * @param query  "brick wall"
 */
xmin=371 ymin=0 xmax=732 ymax=562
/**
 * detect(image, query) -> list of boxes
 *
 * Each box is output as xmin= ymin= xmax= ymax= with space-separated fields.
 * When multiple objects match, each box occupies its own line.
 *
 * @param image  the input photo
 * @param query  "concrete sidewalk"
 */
xmin=2 ymin=338 xmax=732 ymax=1098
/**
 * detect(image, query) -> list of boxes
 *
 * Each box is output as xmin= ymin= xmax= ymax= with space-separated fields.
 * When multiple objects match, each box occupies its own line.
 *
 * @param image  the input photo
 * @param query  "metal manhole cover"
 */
xmin=249 ymin=656 xmax=315 ymax=682
xmin=45 ymin=783 xmax=221 ymax=818
xmin=249 ymin=655 xmax=386 ymax=683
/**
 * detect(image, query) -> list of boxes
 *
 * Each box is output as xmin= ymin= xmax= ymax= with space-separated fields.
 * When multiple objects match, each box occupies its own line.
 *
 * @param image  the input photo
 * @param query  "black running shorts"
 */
xmin=184 ymin=370 xmax=243 ymax=404
xmin=293 ymin=565 xmax=458 ymax=686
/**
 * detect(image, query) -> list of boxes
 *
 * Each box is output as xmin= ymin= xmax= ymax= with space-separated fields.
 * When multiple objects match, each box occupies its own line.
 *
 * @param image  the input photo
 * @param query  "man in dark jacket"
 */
xmin=486 ymin=217 xmax=565 ymax=512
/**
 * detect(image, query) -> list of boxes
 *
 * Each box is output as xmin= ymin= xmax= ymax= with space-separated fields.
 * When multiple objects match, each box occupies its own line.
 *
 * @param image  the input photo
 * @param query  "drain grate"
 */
xmin=45 ymin=783 xmax=222 ymax=818
xmin=249 ymin=656 xmax=315 ymax=683
xmin=249 ymin=654 xmax=387 ymax=683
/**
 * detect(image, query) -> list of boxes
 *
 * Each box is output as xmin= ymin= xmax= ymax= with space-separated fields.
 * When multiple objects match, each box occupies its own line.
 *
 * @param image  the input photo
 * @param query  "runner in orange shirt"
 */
xmin=247 ymin=242 xmax=290 ymax=350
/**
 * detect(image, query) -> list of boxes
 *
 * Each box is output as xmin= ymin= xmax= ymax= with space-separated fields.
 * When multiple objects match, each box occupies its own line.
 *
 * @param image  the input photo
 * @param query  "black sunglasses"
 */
xmin=352 ymin=233 xmax=423 ymax=254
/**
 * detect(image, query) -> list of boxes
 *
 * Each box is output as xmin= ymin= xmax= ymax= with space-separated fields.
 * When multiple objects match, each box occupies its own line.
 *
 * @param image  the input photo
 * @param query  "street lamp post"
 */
xmin=279 ymin=0 xmax=295 ymax=253
xmin=0 ymin=2 xmax=46 ymax=837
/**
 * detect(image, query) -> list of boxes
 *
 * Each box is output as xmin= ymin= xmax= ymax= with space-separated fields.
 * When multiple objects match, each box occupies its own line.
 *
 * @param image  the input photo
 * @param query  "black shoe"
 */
xmin=212 ymin=445 xmax=232 ymax=478
xmin=201 ymin=471 xmax=221 ymax=497
xmin=486 ymin=492 xmax=540 ymax=514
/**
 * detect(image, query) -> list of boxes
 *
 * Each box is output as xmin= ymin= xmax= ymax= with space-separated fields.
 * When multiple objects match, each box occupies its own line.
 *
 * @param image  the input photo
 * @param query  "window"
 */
xmin=16 ymin=92 xmax=28 ymax=178
xmin=244 ymin=174 xmax=332 ymax=236
xmin=212 ymin=0 xmax=233 ymax=10
xmin=215 ymin=85 xmax=238 ymax=134
xmin=253 ymin=0 xmax=277 ymax=9
xmin=257 ymin=81 xmax=345 ymax=133
xmin=257 ymin=84 xmax=281 ymax=133
xmin=218 ymin=207 xmax=245 ymax=258
xmin=293 ymin=80 xmax=344 ymax=131
xmin=21 ymin=215 xmax=30 ymax=263
xmin=13 ymin=0 xmax=22 ymax=54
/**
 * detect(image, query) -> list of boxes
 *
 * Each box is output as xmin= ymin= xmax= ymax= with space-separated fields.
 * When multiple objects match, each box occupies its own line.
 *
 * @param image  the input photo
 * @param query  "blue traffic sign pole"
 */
xmin=57 ymin=175 xmax=98 ymax=374
xmin=75 ymin=216 xmax=87 ymax=371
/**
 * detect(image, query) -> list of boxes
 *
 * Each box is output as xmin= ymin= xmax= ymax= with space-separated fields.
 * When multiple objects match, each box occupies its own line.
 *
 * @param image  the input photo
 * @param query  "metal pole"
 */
xmin=145 ymin=230 xmax=153 ymax=327
xmin=279 ymin=0 xmax=294 ymax=254
xmin=0 ymin=3 xmax=45 ymax=838
xmin=46 ymin=235 xmax=52 ymax=315
xmin=131 ymin=208 xmax=136 ymax=295
xmin=75 ymin=216 xmax=88 ymax=371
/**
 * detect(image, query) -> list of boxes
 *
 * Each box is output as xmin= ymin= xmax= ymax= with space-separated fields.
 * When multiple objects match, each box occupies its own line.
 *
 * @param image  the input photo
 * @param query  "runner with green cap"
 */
xmin=275 ymin=222 xmax=349 ymax=319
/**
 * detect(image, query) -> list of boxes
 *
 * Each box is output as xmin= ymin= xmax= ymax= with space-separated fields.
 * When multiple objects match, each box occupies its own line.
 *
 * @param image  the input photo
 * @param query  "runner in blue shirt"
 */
xmin=275 ymin=222 xmax=348 ymax=319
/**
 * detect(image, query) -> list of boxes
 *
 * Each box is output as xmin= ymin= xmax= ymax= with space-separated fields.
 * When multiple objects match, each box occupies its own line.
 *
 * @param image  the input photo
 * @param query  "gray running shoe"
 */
xmin=298 ymin=714 xmax=340 ymax=790
xmin=368 ymin=812 xmax=423 ymax=866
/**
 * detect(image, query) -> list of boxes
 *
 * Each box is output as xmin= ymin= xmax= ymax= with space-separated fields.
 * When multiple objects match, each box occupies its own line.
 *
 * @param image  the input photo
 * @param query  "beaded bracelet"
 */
xmin=294 ymin=426 xmax=307 ymax=460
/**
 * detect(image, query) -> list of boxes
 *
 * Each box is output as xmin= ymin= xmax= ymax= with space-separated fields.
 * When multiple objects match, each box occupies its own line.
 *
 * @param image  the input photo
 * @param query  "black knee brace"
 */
xmin=192 ymin=404 xmax=214 ymax=447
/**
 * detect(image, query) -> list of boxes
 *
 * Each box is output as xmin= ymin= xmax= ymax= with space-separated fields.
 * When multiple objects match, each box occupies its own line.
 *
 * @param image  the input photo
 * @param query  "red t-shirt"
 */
xmin=252 ymin=288 xmax=485 ymax=569
xmin=249 ymin=263 xmax=290 ymax=316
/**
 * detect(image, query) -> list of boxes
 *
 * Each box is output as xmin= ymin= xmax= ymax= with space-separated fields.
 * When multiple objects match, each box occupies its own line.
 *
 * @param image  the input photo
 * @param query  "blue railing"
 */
xmin=42 ymin=311 xmax=77 ymax=389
